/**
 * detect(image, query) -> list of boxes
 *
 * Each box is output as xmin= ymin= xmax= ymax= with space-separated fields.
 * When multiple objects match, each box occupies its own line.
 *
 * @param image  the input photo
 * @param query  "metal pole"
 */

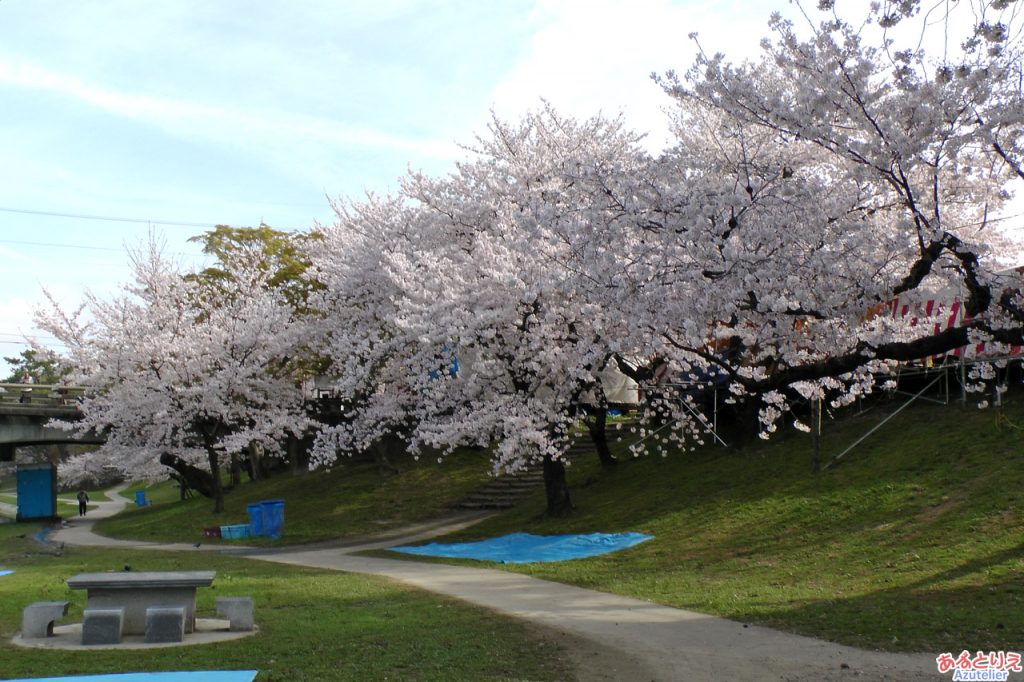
xmin=713 ymin=387 xmax=719 ymax=445
xmin=960 ymin=354 xmax=967 ymax=407
xmin=824 ymin=374 xmax=942 ymax=470
xmin=943 ymin=361 xmax=949 ymax=405
xmin=811 ymin=398 xmax=822 ymax=473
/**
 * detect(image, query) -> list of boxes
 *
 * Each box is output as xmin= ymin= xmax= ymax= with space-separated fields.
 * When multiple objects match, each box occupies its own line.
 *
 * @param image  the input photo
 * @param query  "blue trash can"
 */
xmin=134 ymin=490 xmax=147 ymax=507
xmin=261 ymin=499 xmax=285 ymax=539
xmin=247 ymin=503 xmax=264 ymax=537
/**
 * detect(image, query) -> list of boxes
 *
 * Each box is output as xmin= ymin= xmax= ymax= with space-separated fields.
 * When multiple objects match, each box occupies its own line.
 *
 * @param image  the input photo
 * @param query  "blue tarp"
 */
xmin=0 ymin=569 xmax=13 ymax=577
xmin=390 ymin=532 xmax=653 ymax=563
xmin=5 ymin=673 xmax=257 ymax=682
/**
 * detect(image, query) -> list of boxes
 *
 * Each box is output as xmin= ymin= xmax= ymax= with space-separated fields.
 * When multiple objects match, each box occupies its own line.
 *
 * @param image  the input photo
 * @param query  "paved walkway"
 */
xmin=50 ymin=488 xmax=943 ymax=681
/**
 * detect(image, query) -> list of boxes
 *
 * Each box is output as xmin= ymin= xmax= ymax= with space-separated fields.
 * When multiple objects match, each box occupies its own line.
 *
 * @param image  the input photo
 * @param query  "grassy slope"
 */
xmin=0 ymin=525 xmax=571 ymax=681
xmin=78 ymin=392 xmax=1024 ymax=653
xmin=421 ymin=393 xmax=1024 ymax=652
xmin=97 ymin=448 xmax=495 ymax=545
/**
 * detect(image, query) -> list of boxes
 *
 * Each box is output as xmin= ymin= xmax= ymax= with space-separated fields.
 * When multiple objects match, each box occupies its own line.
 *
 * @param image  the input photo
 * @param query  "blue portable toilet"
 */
xmin=16 ymin=463 xmax=57 ymax=521
xmin=261 ymin=499 xmax=285 ymax=539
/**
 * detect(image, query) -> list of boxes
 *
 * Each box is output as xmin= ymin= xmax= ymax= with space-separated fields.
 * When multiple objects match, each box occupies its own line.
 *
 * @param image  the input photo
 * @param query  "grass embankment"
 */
xmin=98 ymin=448 xmax=494 ymax=545
xmin=417 ymin=394 xmax=1024 ymax=652
xmin=61 ymin=393 xmax=1024 ymax=653
xmin=0 ymin=524 xmax=572 ymax=681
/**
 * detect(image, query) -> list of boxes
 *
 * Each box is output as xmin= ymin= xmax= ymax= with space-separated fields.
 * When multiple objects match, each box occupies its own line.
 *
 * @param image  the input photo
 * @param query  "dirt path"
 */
xmin=50 ymin=489 xmax=944 ymax=681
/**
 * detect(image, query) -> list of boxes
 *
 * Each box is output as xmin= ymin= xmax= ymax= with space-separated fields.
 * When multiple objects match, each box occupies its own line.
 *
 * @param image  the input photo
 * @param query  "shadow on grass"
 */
xmin=734 ymin=543 xmax=1024 ymax=652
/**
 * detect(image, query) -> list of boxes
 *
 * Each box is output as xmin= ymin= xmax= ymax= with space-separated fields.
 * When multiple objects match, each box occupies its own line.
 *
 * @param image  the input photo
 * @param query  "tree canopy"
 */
xmin=37 ymin=0 xmax=1024 ymax=516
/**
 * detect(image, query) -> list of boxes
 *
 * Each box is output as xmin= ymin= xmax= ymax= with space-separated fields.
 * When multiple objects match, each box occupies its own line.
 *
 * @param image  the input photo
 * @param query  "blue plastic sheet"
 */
xmin=5 ymin=672 xmax=257 ymax=682
xmin=0 ymin=569 xmax=13 ymax=577
xmin=390 ymin=532 xmax=653 ymax=563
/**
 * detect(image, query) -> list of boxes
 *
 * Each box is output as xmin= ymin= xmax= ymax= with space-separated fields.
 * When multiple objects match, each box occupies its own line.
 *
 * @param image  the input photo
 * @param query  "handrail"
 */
xmin=0 ymin=383 xmax=89 ymax=407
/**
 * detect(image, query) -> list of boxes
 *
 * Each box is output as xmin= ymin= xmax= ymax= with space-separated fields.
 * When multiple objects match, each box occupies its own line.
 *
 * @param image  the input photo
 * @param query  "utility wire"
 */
xmin=0 ymin=205 xmax=217 ymax=228
xmin=0 ymin=238 xmax=130 ymax=253
xmin=0 ymin=205 xmax=311 ymax=231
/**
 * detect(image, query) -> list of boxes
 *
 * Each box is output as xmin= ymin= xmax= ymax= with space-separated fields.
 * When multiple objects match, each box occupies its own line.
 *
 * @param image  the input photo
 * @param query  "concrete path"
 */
xmin=50 ymin=488 xmax=943 ymax=681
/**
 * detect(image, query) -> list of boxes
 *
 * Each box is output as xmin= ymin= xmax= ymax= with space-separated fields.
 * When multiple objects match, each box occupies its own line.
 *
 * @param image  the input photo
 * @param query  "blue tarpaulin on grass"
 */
xmin=0 ymin=569 xmax=13 ymax=577
xmin=5 ymin=672 xmax=258 ymax=682
xmin=390 ymin=532 xmax=653 ymax=563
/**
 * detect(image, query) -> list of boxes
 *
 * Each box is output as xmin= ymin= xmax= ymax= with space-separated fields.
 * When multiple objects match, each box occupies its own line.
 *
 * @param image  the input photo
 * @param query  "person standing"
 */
xmin=76 ymin=489 xmax=89 ymax=517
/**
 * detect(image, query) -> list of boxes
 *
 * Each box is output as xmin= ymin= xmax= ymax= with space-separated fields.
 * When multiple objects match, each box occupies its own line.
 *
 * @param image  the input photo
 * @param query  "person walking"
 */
xmin=76 ymin=489 xmax=89 ymax=517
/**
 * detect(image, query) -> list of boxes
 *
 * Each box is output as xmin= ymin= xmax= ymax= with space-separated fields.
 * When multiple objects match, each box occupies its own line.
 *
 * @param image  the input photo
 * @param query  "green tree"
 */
xmin=187 ymin=223 xmax=323 ymax=314
xmin=2 ymin=349 xmax=68 ymax=384
xmin=187 ymin=224 xmax=327 ymax=482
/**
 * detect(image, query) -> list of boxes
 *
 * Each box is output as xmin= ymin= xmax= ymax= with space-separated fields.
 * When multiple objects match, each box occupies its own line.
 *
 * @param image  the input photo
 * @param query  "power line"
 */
xmin=0 ymin=339 xmax=67 ymax=348
xmin=0 ymin=205 xmax=314 ymax=232
xmin=0 ymin=238 xmax=129 ymax=253
xmin=0 ymin=205 xmax=217 ymax=228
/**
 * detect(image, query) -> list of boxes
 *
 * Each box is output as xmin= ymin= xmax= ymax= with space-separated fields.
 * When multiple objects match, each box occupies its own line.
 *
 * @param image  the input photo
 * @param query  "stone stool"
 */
xmin=21 ymin=601 xmax=70 ymax=638
xmin=82 ymin=608 xmax=124 ymax=645
xmin=145 ymin=606 xmax=185 ymax=643
xmin=215 ymin=596 xmax=254 ymax=631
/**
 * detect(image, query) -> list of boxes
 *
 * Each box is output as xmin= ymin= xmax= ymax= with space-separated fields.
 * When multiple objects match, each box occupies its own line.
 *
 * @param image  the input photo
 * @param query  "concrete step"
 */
xmin=452 ymin=436 xmax=598 ymax=511
xmin=456 ymin=500 xmax=517 ymax=510
xmin=462 ymin=494 xmax=534 ymax=505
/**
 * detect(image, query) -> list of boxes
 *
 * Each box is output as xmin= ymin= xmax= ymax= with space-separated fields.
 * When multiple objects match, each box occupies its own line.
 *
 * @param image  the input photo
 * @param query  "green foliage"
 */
xmin=2 ymin=349 xmax=69 ymax=384
xmin=87 ymin=392 xmax=1024 ymax=652
xmin=0 ymin=541 xmax=571 ymax=681
xmin=187 ymin=224 xmax=323 ymax=314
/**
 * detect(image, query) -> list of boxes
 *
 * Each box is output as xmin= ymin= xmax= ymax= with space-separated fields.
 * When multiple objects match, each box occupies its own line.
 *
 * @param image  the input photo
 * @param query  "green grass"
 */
xmin=0 ymin=526 xmax=572 ymax=681
xmin=1 ymin=485 xmax=110 ymax=516
xmin=62 ymin=488 xmax=112 ymax=503
xmin=392 ymin=393 xmax=1024 ymax=652
xmin=97 ymin=448 xmax=494 ymax=546
xmin=86 ymin=391 xmax=1024 ymax=653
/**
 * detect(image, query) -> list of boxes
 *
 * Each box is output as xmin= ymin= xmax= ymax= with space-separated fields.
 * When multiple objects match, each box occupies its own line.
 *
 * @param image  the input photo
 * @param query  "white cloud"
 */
xmin=0 ymin=56 xmax=461 ymax=161
xmin=489 ymin=0 xmax=780 ymax=152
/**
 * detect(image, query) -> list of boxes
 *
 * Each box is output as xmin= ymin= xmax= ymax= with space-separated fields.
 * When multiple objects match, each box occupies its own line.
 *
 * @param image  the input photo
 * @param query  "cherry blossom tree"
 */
xmin=310 ymin=107 xmax=651 ymax=515
xmin=310 ymin=0 xmax=1024 ymax=511
xmin=637 ymin=0 xmax=1024 ymax=438
xmin=37 ymin=241 xmax=313 ymax=513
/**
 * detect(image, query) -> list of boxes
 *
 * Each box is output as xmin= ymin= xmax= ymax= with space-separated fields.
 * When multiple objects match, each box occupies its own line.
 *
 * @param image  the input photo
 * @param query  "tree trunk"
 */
xmin=287 ymin=436 xmax=301 ymax=475
xmin=371 ymin=435 xmax=401 ymax=475
xmin=229 ymin=451 xmax=242 ymax=486
xmin=206 ymin=447 xmax=225 ymax=514
xmin=730 ymin=396 xmax=762 ymax=450
xmin=542 ymin=455 xmax=573 ymax=517
xmin=159 ymin=452 xmax=215 ymax=499
xmin=246 ymin=442 xmax=262 ymax=482
xmin=585 ymin=407 xmax=617 ymax=467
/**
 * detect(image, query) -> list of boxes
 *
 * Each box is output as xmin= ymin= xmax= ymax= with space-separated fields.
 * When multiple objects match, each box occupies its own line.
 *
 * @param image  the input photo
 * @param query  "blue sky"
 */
xmin=0 ymin=0 xmax=843 ymax=374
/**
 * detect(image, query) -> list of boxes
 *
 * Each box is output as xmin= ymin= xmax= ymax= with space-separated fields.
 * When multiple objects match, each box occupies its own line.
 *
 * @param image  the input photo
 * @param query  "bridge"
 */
xmin=0 ymin=383 xmax=104 ymax=462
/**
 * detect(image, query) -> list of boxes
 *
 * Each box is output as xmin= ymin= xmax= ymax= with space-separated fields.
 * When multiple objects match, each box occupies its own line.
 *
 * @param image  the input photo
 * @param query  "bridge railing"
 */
xmin=0 ymin=383 xmax=89 ymax=407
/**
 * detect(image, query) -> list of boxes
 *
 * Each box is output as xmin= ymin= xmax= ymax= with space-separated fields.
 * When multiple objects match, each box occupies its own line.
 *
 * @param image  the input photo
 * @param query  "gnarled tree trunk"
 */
xmin=584 ymin=407 xmax=617 ymax=467
xmin=542 ymin=455 xmax=573 ymax=517
xmin=159 ymin=452 xmax=215 ymax=500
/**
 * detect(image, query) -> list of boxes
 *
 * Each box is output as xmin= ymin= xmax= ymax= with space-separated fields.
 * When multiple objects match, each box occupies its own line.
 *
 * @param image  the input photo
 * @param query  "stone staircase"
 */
xmin=451 ymin=437 xmax=596 ymax=511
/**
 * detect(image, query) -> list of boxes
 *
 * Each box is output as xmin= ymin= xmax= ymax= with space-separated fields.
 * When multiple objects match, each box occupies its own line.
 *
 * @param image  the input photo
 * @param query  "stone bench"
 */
xmin=82 ymin=607 xmax=124 ymax=645
xmin=67 ymin=570 xmax=214 ymax=635
xmin=145 ymin=606 xmax=185 ymax=643
xmin=21 ymin=601 xmax=70 ymax=639
xmin=215 ymin=596 xmax=254 ymax=631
